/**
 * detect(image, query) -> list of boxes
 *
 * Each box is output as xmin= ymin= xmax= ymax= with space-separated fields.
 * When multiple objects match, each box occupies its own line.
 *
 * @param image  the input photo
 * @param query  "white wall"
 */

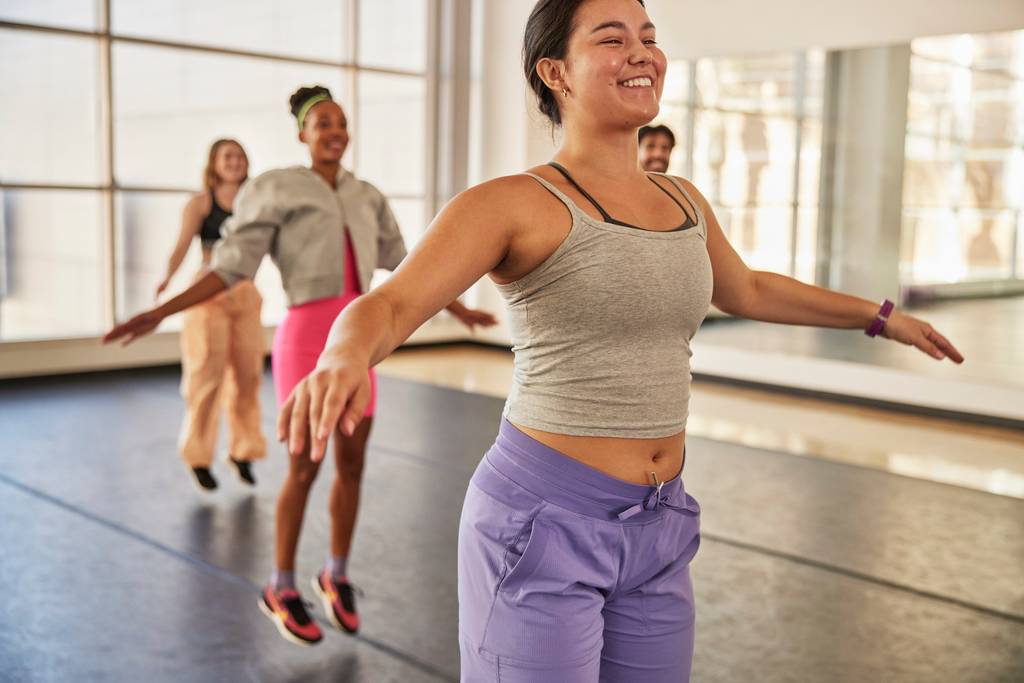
xmin=645 ymin=0 xmax=1024 ymax=59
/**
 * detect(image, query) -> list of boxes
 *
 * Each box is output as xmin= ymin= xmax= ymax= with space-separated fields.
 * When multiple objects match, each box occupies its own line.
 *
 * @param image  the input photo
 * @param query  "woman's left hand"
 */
xmin=454 ymin=308 xmax=499 ymax=332
xmin=881 ymin=311 xmax=964 ymax=363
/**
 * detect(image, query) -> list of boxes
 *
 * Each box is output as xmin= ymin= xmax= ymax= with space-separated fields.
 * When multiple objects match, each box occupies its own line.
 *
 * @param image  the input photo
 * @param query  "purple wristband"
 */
xmin=865 ymin=298 xmax=894 ymax=337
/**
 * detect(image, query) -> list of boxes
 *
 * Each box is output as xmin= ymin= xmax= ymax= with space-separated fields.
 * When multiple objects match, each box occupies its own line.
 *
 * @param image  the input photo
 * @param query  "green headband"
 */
xmin=295 ymin=93 xmax=332 ymax=130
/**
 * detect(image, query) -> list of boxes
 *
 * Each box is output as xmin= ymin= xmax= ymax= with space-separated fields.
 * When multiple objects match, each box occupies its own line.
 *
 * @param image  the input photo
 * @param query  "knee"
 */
xmin=336 ymin=448 xmax=366 ymax=483
xmin=288 ymin=454 xmax=320 ymax=488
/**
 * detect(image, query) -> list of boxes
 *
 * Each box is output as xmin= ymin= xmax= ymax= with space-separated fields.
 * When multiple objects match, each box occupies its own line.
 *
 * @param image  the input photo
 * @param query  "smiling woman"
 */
xmin=102 ymin=84 xmax=497 ymax=647
xmin=268 ymin=0 xmax=963 ymax=679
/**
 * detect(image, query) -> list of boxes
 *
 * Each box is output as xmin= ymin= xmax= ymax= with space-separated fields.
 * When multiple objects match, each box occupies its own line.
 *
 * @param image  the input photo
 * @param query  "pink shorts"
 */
xmin=271 ymin=294 xmax=377 ymax=417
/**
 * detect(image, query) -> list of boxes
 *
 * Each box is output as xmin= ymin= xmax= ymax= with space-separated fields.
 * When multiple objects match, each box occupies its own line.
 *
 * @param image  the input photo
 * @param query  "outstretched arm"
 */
xmin=279 ymin=178 xmax=519 ymax=461
xmin=103 ymin=271 xmax=228 ymax=345
xmin=681 ymin=177 xmax=964 ymax=363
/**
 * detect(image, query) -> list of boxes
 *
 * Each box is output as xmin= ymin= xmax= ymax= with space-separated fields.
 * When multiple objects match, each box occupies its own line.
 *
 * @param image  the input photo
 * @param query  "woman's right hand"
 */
xmin=102 ymin=309 xmax=165 ymax=346
xmin=155 ymin=278 xmax=171 ymax=299
xmin=277 ymin=353 xmax=373 ymax=462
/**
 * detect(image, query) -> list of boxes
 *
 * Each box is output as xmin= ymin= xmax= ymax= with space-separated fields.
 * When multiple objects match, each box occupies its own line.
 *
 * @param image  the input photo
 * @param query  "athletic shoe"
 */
xmin=312 ymin=571 xmax=360 ymax=634
xmin=226 ymin=456 xmax=256 ymax=486
xmin=258 ymin=586 xmax=323 ymax=646
xmin=190 ymin=467 xmax=218 ymax=492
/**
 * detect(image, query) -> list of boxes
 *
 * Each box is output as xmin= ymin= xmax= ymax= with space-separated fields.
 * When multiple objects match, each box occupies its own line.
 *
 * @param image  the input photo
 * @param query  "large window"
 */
xmin=902 ymin=31 xmax=1024 ymax=286
xmin=0 ymin=0 xmax=430 ymax=342
xmin=656 ymin=52 xmax=825 ymax=283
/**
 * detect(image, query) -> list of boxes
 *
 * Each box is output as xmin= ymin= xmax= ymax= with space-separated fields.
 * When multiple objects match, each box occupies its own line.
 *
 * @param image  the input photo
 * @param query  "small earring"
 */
xmin=561 ymin=88 xmax=568 ymax=98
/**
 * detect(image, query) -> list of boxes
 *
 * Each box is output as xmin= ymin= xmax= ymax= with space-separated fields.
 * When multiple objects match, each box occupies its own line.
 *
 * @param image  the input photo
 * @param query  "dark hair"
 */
xmin=288 ymin=85 xmax=333 ymax=118
xmin=203 ymin=138 xmax=248 ymax=190
xmin=638 ymin=124 xmax=675 ymax=148
xmin=523 ymin=0 xmax=645 ymax=126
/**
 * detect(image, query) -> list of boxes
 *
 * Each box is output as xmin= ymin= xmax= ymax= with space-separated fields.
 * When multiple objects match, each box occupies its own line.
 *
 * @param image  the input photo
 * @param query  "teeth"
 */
xmin=621 ymin=77 xmax=652 ymax=88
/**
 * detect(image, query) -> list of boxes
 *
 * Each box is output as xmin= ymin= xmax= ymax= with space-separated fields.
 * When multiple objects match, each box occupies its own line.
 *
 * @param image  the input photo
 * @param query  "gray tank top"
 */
xmin=496 ymin=169 xmax=714 ymax=439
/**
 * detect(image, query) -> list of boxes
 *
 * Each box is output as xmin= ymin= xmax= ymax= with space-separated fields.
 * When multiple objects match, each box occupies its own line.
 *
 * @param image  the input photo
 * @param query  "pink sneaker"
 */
xmin=312 ymin=571 xmax=360 ymax=634
xmin=258 ymin=586 xmax=323 ymax=646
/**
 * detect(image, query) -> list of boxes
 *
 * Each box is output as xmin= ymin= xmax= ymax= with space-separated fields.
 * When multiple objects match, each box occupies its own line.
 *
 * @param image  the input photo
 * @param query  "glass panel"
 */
xmin=358 ymin=0 xmax=427 ymax=73
xmin=915 ymin=31 xmax=1024 ymax=79
xmin=355 ymin=72 xmax=425 ymax=196
xmin=714 ymin=205 xmax=793 ymax=274
xmin=661 ymin=60 xmax=690 ymax=105
xmin=795 ymin=207 xmax=818 ymax=284
xmin=0 ymin=0 xmax=97 ymax=30
xmin=113 ymin=43 xmax=349 ymax=188
xmin=695 ymin=54 xmax=799 ymax=115
xmin=386 ymin=196 xmax=426 ymax=248
xmin=902 ymin=207 xmax=1016 ymax=284
xmin=802 ymin=50 xmax=826 ymax=118
xmin=798 ymin=120 xmax=822 ymax=205
xmin=0 ymin=29 xmax=103 ymax=184
xmin=967 ymin=69 xmax=1020 ymax=146
xmin=0 ymin=189 xmax=105 ymax=340
xmin=959 ymin=209 xmax=1016 ymax=280
xmin=906 ymin=57 xmax=969 ymax=140
xmin=111 ymin=0 xmax=350 ymax=62
xmin=902 ymin=134 xmax=960 ymax=209
xmin=114 ymin=191 xmax=287 ymax=328
xmin=115 ymin=191 xmax=193 ymax=331
xmin=692 ymin=111 xmax=796 ymax=208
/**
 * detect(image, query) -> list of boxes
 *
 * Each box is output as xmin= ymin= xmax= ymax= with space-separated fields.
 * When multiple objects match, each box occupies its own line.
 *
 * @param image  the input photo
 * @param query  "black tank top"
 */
xmin=199 ymin=191 xmax=232 ymax=248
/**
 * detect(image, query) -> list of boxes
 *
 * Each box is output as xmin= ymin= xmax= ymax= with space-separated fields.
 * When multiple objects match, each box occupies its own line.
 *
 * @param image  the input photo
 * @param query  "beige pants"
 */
xmin=179 ymin=279 xmax=266 ymax=467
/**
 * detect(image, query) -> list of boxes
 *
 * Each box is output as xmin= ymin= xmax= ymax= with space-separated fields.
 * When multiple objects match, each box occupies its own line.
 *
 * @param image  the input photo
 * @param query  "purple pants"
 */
xmin=458 ymin=420 xmax=701 ymax=682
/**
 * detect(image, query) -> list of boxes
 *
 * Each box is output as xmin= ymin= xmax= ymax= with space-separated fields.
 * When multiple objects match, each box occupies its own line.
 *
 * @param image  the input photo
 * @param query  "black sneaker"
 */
xmin=190 ymin=467 xmax=218 ymax=492
xmin=227 ymin=456 xmax=256 ymax=486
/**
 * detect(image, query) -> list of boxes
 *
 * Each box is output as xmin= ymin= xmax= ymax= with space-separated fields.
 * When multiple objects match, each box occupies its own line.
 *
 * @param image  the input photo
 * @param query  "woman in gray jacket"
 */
xmin=105 ymin=85 xmax=496 ymax=646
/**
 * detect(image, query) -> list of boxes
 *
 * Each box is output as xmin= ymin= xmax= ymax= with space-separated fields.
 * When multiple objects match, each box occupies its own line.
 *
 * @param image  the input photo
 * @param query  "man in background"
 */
xmin=638 ymin=124 xmax=676 ymax=173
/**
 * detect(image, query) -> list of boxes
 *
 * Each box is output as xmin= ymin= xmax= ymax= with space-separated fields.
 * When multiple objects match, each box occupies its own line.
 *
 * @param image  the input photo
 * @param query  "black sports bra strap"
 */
xmin=647 ymin=175 xmax=698 ymax=228
xmin=546 ymin=162 xmax=616 ymax=223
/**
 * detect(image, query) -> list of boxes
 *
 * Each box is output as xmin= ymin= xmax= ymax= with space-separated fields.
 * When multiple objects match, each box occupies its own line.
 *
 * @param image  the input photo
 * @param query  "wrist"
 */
xmin=864 ymin=298 xmax=895 ymax=337
xmin=317 ymin=344 xmax=370 ymax=371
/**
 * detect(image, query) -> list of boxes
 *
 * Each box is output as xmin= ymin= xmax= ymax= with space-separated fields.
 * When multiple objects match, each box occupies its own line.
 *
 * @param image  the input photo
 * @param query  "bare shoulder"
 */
xmin=440 ymin=173 xmax=558 ymax=226
xmin=185 ymin=191 xmax=212 ymax=217
xmin=667 ymin=176 xmax=711 ymax=209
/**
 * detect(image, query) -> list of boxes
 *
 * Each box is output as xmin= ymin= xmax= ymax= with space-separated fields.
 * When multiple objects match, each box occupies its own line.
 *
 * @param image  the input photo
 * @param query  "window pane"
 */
xmin=0 ymin=0 xmax=97 ymax=30
xmin=902 ymin=208 xmax=1016 ymax=284
xmin=902 ymin=135 xmax=959 ymax=209
xmin=692 ymin=111 xmax=795 ymax=207
xmin=715 ymin=206 xmax=793 ymax=274
xmin=114 ymin=191 xmax=287 ymax=328
xmin=802 ymin=50 xmax=826 ymax=118
xmin=661 ymin=60 xmax=690 ymax=105
xmin=114 ymin=191 xmax=194 ymax=331
xmin=355 ymin=73 xmax=425 ymax=196
xmin=906 ymin=58 xmax=967 ymax=140
xmin=795 ymin=207 xmax=819 ymax=284
xmin=0 ymin=189 xmax=105 ymax=340
xmin=696 ymin=54 xmax=800 ymax=116
xmin=358 ymin=0 xmax=427 ymax=72
xmin=0 ymin=29 xmax=102 ymax=184
xmin=113 ymin=43 xmax=349 ymax=188
xmin=111 ymin=0 xmax=351 ymax=62
xmin=798 ymin=120 xmax=822 ymax=205
xmin=387 ymin=197 xmax=426 ymax=247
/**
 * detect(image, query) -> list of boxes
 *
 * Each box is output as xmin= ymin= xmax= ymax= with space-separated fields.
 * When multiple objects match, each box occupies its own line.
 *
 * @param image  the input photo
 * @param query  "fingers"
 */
xmin=914 ymin=333 xmax=945 ymax=360
xmin=313 ymin=383 xmax=348 ymax=462
xmin=288 ymin=384 xmax=311 ymax=456
xmin=307 ymin=374 xmax=324 ymax=455
xmin=338 ymin=377 xmax=371 ymax=439
xmin=277 ymin=392 xmax=295 ymax=442
xmin=929 ymin=328 xmax=965 ymax=364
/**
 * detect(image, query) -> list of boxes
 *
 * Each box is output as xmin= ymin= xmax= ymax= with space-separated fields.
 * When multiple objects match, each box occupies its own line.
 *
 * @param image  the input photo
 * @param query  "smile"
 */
xmin=619 ymin=77 xmax=653 ymax=88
